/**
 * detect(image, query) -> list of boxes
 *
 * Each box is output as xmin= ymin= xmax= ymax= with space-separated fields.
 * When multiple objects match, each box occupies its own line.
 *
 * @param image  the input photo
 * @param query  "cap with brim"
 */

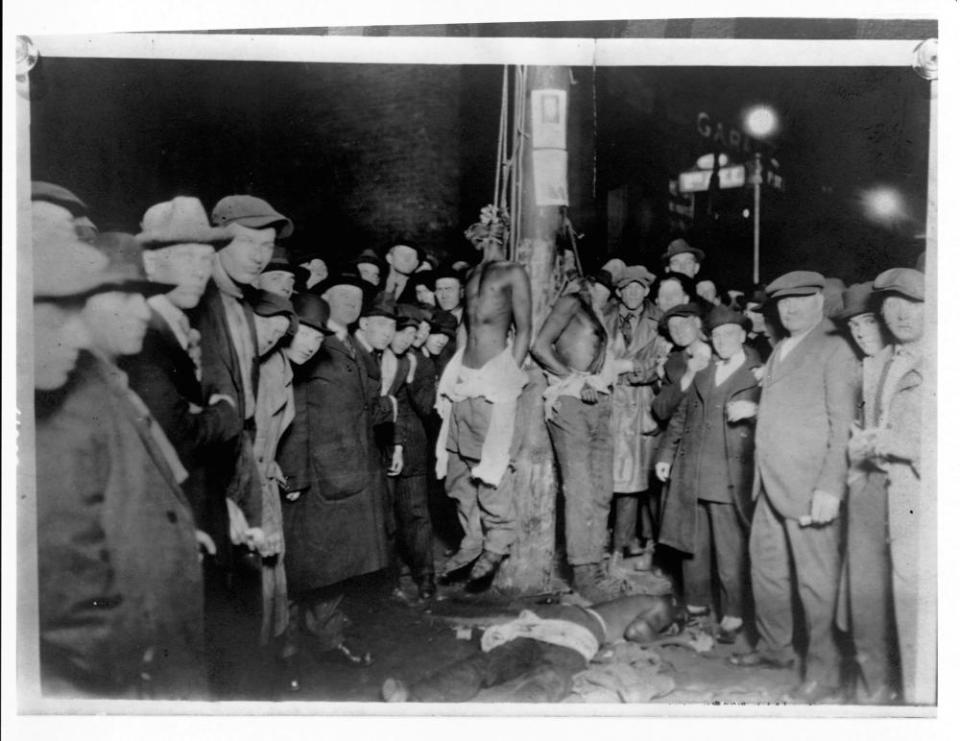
xmin=354 ymin=248 xmax=387 ymax=273
xmin=873 ymin=268 xmax=924 ymax=302
xmin=704 ymin=305 xmax=751 ymax=333
xmin=90 ymin=232 xmax=176 ymax=297
xmin=661 ymin=238 xmax=705 ymax=264
xmin=314 ymin=271 xmax=370 ymax=296
xmin=396 ymin=315 xmax=420 ymax=331
xmin=836 ymin=282 xmax=877 ymax=321
xmin=429 ymin=309 xmax=458 ymax=339
xmin=292 ymin=293 xmax=334 ymax=334
xmin=32 ymin=181 xmax=88 ymax=217
xmin=211 ymin=195 xmax=294 ymax=239
xmin=253 ymin=289 xmax=299 ymax=334
xmin=658 ymin=302 xmax=702 ymax=332
xmin=617 ymin=265 xmax=656 ymax=289
xmin=362 ymin=292 xmax=397 ymax=320
xmin=137 ymin=196 xmax=231 ymax=248
xmin=34 ymin=237 xmax=113 ymax=299
xmin=766 ymin=270 xmax=826 ymax=300
xmin=601 ymin=258 xmax=626 ymax=284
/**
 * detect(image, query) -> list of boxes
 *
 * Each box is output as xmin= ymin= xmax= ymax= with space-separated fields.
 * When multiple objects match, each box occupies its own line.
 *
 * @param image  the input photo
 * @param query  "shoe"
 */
xmin=782 ymin=679 xmax=845 ymax=705
xmin=417 ymin=575 xmax=437 ymax=600
xmin=728 ymin=650 xmax=796 ymax=670
xmin=382 ymin=677 xmax=409 ymax=702
xmin=468 ymin=551 xmax=505 ymax=581
xmin=716 ymin=616 xmax=744 ymax=645
xmin=442 ymin=547 xmax=482 ymax=577
xmin=572 ymin=563 xmax=622 ymax=603
xmin=857 ymin=684 xmax=899 ymax=705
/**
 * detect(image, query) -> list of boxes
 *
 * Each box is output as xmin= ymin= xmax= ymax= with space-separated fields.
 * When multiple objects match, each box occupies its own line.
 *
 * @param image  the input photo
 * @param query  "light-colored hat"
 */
xmin=617 ymin=265 xmax=656 ymax=289
xmin=211 ymin=195 xmax=293 ymax=239
xmin=873 ymin=268 xmax=924 ymax=302
xmin=766 ymin=270 xmax=826 ymax=299
xmin=138 ymin=196 xmax=231 ymax=248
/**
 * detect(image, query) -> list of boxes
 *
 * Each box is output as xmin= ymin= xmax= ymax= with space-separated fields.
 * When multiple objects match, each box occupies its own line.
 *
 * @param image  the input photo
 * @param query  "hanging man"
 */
xmin=436 ymin=207 xmax=532 ymax=586
xmin=532 ymin=272 xmax=633 ymax=601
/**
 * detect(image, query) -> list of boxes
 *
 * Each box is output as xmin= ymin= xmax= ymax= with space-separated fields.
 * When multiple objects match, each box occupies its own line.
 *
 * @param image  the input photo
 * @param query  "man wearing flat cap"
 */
xmin=602 ymin=265 xmax=671 ymax=564
xmin=189 ymin=193 xmax=292 ymax=693
xmin=661 ymin=238 xmax=705 ymax=280
xmin=655 ymin=306 xmax=762 ymax=644
xmin=36 ymin=233 xmax=207 ymax=699
xmin=732 ymin=270 xmax=859 ymax=705
xmin=847 ymin=268 xmax=931 ymax=704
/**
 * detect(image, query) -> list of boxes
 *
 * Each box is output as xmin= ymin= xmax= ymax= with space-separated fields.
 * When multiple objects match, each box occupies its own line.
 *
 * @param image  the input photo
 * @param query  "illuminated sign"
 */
xmin=678 ymin=165 xmax=746 ymax=193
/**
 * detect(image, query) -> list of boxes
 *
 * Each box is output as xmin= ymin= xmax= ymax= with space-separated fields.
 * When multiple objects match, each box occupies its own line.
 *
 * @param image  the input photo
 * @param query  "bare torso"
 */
xmin=553 ymin=296 xmax=607 ymax=374
xmin=463 ymin=260 xmax=532 ymax=369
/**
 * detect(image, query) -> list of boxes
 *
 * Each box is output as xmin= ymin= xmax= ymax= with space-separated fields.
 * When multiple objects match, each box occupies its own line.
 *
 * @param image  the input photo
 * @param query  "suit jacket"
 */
xmin=754 ymin=317 xmax=860 ymax=519
xmin=121 ymin=309 xmax=242 ymax=553
xmin=36 ymin=352 xmax=205 ymax=698
xmin=279 ymin=334 xmax=392 ymax=593
xmin=657 ymin=355 xmax=762 ymax=554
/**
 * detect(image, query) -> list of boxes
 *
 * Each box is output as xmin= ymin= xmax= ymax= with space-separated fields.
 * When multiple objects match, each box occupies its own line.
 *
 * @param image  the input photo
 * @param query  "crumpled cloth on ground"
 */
xmin=567 ymin=642 xmax=675 ymax=703
xmin=481 ymin=610 xmax=600 ymax=664
xmin=543 ymin=354 xmax=631 ymax=419
xmin=435 ymin=345 xmax=528 ymax=487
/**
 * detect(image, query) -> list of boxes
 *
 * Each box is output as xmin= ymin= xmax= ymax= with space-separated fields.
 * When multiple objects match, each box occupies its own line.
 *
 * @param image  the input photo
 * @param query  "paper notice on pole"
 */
xmin=531 ymin=89 xmax=567 ymax=149
xmin=533 ymin=149 xmax=568 ymax=206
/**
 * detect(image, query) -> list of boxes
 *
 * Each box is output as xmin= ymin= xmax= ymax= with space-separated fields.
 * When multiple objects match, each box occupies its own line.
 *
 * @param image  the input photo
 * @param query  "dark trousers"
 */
xmin=843 ymin=471 xmax=896 ymax=696
xmin=406 ymin=638 xmax=587 ymax=702
xmin=750 ymin=489 xmax=842 ymax=685
xmin=683 ymin=500 xmax=747 ymax=618
xmin=547 ymin=395 xmax=614 ymax=566
xmin=387 ymin=474 xmax=435 ymax=579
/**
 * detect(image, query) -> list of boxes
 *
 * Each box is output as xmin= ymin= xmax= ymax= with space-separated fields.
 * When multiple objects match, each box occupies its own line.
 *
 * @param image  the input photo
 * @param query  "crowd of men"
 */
xmin=30 ymin=181 xmax=930 ymax=706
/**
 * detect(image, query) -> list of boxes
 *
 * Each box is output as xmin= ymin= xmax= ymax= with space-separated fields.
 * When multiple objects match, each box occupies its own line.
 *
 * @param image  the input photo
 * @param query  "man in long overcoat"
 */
xmin=36 ymin=233 xmax=205 ymax=699
xmin=279 ymin=273 xmax=391 ymax=664
xmin=731 ymin=271 xmax=859 ymax=705
xmin=655 ymin=306 xmax=761 ymax=643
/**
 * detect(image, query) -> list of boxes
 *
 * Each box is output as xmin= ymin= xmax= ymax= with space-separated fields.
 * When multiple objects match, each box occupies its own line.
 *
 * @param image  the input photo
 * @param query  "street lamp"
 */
xmin=743 ymin=105 xmax=780 ymax=285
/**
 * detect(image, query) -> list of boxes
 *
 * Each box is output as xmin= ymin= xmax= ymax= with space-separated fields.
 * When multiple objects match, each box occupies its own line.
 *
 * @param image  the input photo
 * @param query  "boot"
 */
xmin=572 ymin=563 xmax=623 ymax=603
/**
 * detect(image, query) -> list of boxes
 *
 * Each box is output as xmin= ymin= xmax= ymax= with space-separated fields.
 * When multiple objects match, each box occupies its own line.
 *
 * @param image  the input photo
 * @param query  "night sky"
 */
xmin=29 ymin=52 xmax=930 ymax=288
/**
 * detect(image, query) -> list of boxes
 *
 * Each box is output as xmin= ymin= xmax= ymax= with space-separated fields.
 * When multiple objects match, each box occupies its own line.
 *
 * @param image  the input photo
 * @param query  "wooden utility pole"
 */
xmin=494 ymin=66 xmax=570 ymax=594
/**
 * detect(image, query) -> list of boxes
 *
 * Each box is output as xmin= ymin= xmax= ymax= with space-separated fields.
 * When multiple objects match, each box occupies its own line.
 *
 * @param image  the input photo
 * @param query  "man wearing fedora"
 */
xmin=123 ymin=197 xmax=243 ymax=557
xmin=731 ymin=270 xmax=859 ymax=705
xmin=36 ymin=232 xmax=207 ymax=699
xmin=655 ymin=305 xmax=762 ymax=644
xmin=661 ymin=237 xmax=705 ymax=280
xmin=354 ymin=247 xmax=388 ymax=288
xmin=847 ymin=269 xmax=931 ymax=704
xmin=832 ymin=281 xmax=896 ymax=703
xmin=280 ymin=273 xmax=391 ymax=667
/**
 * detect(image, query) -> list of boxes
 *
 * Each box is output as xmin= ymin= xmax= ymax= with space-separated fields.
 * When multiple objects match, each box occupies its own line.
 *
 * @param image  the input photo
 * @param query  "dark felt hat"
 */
xmin=661 ymin=238 xmax=705 ymax=264
xmin=361 ymin=291 xmax=398 ymax=319
xmin=211 ymin=195 xmax=294 ymax=239
xmin=410 ymin=270 xmax=437 ymax=292
xmin=836 ymin=282 xmax=877 ymax=321
xmin=588 ymin=270 xmax=615 ymax=294
xmin=263 ymin=245 xmax=310 ymax=286
xmin=873 ymin=268 xmax=924 ymax=302
xmin=354 ymin=248 xmax=387 ymax=273
xmin=252 ymin=289 xmax=299 ymax=335
xmin=704 ymin=305 xmax=751 ymax=333
xmin=89 ymin=232 xmax=176 ymax=297
xmin=314 ymin=271 xmax=369 ymax=296
xmin=397 ymin=302 xmax=431 ymax=324
xmin=32 ymin=181 xmax=88 ymax=217
xmin=292 ymin=293 xmax=334 ymax=334
xmin=766 ymin=270 xmax=826 ymax=299
xmin=429 ymin=309 xmax=458 ymax=339
xmin=434 ymin=263 xmax=463 ymax=283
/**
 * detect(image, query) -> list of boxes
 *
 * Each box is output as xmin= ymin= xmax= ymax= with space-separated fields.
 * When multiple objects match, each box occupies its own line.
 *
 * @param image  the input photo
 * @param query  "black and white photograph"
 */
xmin=3 ymin=1 xmax=954 ymax=733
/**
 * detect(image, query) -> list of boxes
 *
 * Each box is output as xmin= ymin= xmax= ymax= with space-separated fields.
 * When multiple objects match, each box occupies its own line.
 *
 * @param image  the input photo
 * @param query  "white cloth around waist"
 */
xmin=481 ymin=609 xmax=601 ymax=664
